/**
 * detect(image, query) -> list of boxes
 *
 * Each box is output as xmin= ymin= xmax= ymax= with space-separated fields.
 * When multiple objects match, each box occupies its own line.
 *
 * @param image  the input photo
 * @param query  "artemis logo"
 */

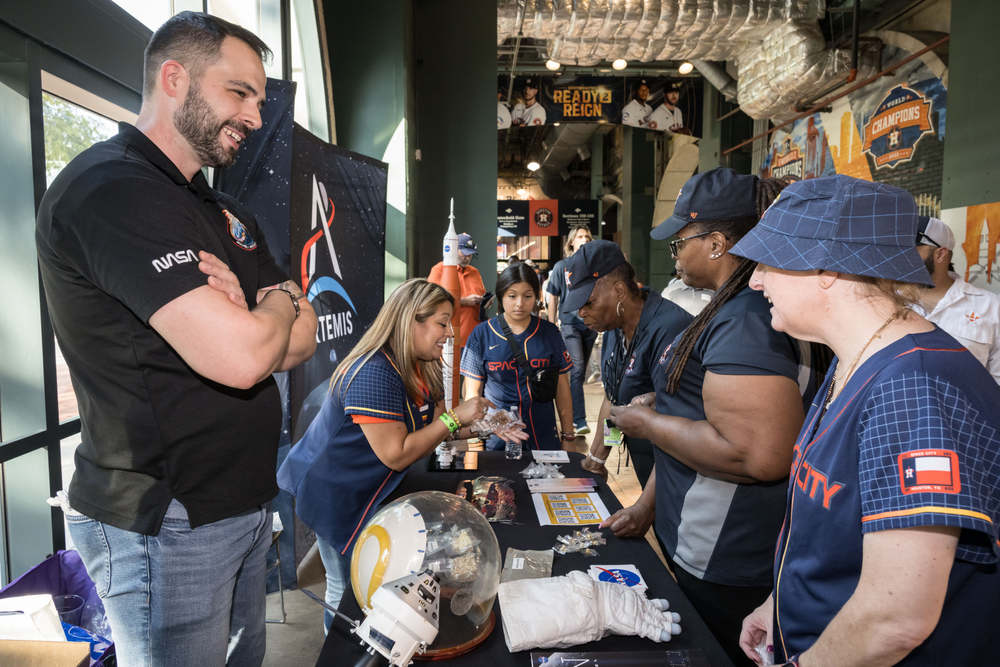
xmin=152 ymin=249 xmax=198 ymax=273
xmin=301 ymin=175 xmax=357 ymax=315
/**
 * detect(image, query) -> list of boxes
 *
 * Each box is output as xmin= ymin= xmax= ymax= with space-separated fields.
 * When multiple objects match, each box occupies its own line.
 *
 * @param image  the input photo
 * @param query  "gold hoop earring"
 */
xmin=617 ymin=301 xmax=624 ymax=316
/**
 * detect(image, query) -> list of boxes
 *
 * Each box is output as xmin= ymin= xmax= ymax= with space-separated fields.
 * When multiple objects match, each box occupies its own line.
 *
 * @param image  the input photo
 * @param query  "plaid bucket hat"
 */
xmin=730 ymin=175 xmax=933 ymax=287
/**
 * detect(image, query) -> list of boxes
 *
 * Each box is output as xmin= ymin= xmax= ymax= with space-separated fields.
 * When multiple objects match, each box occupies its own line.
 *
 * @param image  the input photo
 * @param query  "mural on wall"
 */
xmin=941 ymin=203 xmax=1000 ymax=292
xmin=761 ymin=44 xmax=947 ymax=219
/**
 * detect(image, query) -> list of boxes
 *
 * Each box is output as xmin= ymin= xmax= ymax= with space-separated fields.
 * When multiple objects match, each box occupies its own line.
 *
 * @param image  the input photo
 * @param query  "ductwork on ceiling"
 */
xmin=532 ymin=123 xmax=601 ymax=200
xmin=498 ymin=1 xmax=873 ymax=122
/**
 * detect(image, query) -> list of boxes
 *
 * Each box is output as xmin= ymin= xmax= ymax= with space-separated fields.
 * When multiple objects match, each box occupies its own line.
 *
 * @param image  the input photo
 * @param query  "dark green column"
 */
xmin=412 ymin=0 xmax=498 ymax=293
xmin=621 ymin=127 xmax=656 ymax=287
xmin=942 ymin=0 xmax=1000 ymax=207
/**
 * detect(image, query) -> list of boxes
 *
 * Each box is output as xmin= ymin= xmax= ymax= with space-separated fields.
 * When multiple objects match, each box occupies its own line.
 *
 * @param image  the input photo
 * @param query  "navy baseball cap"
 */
xmin=730 ymin=175 xmax=933 ymax=286
xmin=562 ymin=240 xmax=627 ymax=313
xmin=523 ymin=77 xmax=538 ymax=89
xmin=651 ymin=168 xmax=759 ymax=241
xmin=457 ymin=233 xmax=478 ymax=255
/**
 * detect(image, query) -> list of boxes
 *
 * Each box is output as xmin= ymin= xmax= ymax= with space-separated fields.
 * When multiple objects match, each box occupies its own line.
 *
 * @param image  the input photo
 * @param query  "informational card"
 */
xmin=526 ymin=478 xmax=597 ymax=494
xmin=532 ymin=492 xmax=610 ymax=526
xmin=531 ymin=450 xmax=570 ymax=463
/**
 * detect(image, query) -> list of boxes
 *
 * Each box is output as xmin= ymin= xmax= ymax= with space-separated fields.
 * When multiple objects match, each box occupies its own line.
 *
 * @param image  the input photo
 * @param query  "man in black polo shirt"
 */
xmin=35 ymin=12 xmax=317 ymax=666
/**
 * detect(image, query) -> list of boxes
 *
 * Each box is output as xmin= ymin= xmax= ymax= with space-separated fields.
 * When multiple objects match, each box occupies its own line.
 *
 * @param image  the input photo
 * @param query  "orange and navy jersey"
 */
xmin=773 ymin=329 xmax=1000 ymax=665
xmin=277 ymin=351 xmax=435 ymax=556
xmin=461 ymin=316 xmax=571 ymax=450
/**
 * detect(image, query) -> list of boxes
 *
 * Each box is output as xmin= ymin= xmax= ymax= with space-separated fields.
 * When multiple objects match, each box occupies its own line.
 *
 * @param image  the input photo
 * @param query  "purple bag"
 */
xmin=0 ymin=550 xmax=114 ymax=666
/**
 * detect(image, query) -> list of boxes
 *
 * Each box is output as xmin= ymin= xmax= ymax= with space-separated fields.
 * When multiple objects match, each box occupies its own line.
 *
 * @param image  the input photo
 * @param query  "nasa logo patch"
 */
xmin=224 ymin=209 xmax=257 ymax=250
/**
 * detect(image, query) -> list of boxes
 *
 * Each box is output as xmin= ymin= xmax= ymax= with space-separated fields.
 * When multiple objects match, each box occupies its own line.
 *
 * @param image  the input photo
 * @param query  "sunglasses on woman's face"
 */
xmin=669 ymin=230 xmax=713 ymax=257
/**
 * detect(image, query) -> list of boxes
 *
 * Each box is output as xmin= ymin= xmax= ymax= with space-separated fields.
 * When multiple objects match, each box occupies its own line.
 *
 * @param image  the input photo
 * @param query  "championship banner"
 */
xmin=498 ymin=200 xmax=529 ymax=236
xmin=289 ymin=125 xmax=388 ymax=441
xmin=499 ymin=75 xmax=702 ymax=137
xmin=529 ymin=199 xmax=559 ymax=236
xmin=546 ymin=75 xmax=622 ymax=125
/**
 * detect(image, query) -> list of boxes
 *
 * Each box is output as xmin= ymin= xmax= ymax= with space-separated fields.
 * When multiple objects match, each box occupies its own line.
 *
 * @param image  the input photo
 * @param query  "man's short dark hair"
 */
xmin=143 ymin=11 xmax=273 ymax=100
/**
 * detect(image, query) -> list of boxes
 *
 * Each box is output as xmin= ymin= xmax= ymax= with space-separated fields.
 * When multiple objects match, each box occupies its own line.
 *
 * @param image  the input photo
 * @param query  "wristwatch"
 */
xmin=272 ymin=288 xmax=300 ymax=318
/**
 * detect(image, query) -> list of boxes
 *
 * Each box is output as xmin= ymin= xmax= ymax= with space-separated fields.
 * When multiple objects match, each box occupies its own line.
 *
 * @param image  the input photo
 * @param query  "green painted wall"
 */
xmin=412 ymin=0 xmax=498 ymax=293
xmin=941 ymin=0 xmax=1000 ymax=208
xmin=323 ymin=0 xmax=411 ymax=296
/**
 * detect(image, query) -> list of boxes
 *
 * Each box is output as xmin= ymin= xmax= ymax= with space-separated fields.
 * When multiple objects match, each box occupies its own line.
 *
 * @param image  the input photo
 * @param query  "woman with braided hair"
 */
xmin=608 ymin=168 xmax=818 ymax=667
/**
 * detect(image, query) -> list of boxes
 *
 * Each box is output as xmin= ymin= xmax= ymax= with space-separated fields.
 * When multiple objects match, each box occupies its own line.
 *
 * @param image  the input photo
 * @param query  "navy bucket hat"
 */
xmin=730 ymin=175 xmax=933 ymax=287
xmin=650 ymin=167 xmax=759 ymax=241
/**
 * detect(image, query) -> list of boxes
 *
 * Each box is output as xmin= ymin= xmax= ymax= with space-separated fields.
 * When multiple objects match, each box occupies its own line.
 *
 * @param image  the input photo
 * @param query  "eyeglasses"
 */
xmin=916 ymin=232 xmax=941 ymax=249
xmin=669 ymin=230 xmax=713 ymax=257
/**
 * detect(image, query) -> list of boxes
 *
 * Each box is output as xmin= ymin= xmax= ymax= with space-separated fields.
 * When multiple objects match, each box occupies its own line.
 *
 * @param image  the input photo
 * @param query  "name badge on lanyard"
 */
xmin=604 ymin=419 xmax=624 ymax=447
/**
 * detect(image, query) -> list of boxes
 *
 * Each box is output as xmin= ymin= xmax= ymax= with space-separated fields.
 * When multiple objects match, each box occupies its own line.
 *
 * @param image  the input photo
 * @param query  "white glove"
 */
xmin=498 ymin=571 xmax=681 ymax=652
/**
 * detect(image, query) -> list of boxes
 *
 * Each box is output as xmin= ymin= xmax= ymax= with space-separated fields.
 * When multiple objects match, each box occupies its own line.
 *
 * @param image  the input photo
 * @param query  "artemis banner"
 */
xmin=289 ymin=125 xmax=388 ymax=441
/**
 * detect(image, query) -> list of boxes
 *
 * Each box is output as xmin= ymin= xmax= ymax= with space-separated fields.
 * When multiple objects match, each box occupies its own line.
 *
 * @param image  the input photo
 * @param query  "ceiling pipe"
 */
xmin=691 ymin=60 xmax=737 ymax=100
xmin=533 ymin=123 xmax=602 ymax=200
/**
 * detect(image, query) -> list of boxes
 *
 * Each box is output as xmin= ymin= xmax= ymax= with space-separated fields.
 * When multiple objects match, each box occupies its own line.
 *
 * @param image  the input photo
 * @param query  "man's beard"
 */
xmin=923 ymin=253 xmax=936 ymax=279
xmin=173 ymin=80 xmax=250 ymax=170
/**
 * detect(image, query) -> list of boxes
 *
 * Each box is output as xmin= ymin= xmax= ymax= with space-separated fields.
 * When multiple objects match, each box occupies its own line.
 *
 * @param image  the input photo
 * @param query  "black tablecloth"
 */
xmin=316 ymin=452 xmax=735 ymax=667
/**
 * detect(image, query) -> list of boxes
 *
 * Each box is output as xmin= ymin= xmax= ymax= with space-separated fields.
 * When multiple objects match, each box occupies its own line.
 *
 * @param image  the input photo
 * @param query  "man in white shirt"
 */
xmin=622 ymin=80 xmax=652 ymax=128
xmin=648 ymin=82 xmax=683 ymax=133
xmin=512 ymin=78 xmax=546 ymax=126
xmin=911 ymin=216 xmax=1000 ymax=384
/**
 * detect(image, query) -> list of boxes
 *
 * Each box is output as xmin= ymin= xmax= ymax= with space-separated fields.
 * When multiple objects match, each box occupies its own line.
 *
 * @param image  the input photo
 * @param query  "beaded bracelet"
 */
xmin=447 ymin=408 xmax=463 ymax=430
xmin=560 ymin=431 xmax=577 ymax=442
xmin=438 ymin=412 xmax=459 ymax=434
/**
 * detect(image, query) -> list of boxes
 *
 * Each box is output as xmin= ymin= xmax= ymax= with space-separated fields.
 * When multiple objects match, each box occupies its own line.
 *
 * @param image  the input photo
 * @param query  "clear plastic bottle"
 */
xmin=504 ymin=407 xmax=522 ymax=460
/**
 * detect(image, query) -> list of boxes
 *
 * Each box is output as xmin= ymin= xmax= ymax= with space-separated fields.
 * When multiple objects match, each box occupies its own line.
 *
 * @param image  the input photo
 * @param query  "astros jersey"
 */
xmin=498 ymin=102 xmax=512 ymax=129
xmin=512 ymin=102 xmax=547 ymax=126
xmin=773 ymin=328 xmax=1000 ymax=665
xmin=277 ymin=351 xmax=435 ymax=556
xmin=622 ymin=99 xmax=652 ymax=127
xmin=461 ymin=316 xmax=572 ymax=450
xmin=648 ymin=104 xmax=683 ymax=132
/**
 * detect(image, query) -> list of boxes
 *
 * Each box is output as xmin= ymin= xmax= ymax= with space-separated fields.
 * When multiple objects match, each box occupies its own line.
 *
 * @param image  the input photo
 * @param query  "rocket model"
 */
xmin=440 ymin=199 xmax=462 ymax=409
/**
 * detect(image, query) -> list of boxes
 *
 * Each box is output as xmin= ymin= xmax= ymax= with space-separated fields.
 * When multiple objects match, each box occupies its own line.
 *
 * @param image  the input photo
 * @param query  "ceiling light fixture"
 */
xmin=517 ymin=188 xmax=526 ymax=196
xmin=678 ymin=61 xmax=694 ymax=74
xmin=545 ymin=60 xmax=561 ymax=71
xmin=612 ymin=59 xmax=627 ymax=70
xmin=526 ymin=161 xmax=541 ymax=172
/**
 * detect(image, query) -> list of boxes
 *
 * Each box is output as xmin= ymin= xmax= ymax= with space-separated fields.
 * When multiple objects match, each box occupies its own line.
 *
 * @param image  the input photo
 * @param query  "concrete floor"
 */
xmin=261 ymin=378 xmax=666 ymax=666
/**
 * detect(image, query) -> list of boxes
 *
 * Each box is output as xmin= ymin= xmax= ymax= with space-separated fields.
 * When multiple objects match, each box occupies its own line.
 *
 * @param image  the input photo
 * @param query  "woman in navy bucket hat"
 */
xmin=609 ymin=168 xmax=821 ymax=667
xmin=733 ymin=175 xmax=1000 ymax=667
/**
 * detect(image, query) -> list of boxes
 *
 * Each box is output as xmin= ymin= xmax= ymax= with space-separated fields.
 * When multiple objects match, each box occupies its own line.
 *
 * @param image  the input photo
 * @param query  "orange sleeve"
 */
xmin=427 ymin=262 xmax=444 ymax=286
xmin=351 ymin=415 xmax=397 ymax=425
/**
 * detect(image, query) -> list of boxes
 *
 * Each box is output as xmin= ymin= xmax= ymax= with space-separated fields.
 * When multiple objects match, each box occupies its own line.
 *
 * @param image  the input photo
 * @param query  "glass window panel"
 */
xmin=208 ymin=0 xmax=260 ymax=35
xmin=291 ymin=0 xmax=329 ymax=141
xmin=0 ymin=26 xmax=46 ymax=444
xmin=3 ymin=447 xmax=53 ymax=582
xmin=42 ymin=93 xmax=118 ymax=185
xmin=110 ymin=0 xmax=173 ymax=32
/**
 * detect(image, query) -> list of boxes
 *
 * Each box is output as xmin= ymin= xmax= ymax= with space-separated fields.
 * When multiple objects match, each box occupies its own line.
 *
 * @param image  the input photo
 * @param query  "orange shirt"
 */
xmin=428 ymin=261 xmax=485 ymax=348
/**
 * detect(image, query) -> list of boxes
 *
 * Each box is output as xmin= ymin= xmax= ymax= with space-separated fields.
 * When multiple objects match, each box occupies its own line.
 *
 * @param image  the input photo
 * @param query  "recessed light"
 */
xmin=612 ymin=59 xmax=627 ymax=70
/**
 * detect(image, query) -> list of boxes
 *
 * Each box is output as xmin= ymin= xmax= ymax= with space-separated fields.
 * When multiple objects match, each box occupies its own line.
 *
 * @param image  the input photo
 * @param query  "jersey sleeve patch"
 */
xmin=899 ymin=449 xmax=961 ymax=495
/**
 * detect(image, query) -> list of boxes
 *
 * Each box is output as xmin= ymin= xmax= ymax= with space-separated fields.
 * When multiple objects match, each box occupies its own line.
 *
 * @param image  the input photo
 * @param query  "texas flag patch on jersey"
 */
xmin=898 ymin=449 xmax=961 ymax=494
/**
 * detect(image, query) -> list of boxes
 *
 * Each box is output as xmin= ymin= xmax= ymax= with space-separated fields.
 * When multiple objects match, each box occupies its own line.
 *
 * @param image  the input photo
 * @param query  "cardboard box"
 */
xmin=0 ymin=640 xmax=89 ymax=667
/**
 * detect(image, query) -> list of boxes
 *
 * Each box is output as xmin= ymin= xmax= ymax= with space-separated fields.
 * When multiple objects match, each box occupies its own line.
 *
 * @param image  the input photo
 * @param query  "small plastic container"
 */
xmin=504 ymin=409 xmax=522 ymax=460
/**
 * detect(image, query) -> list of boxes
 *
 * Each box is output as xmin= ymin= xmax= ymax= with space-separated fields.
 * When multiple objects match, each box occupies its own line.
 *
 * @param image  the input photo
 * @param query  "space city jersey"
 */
xmin=36 ymin=122 xmax=290 ymax=535
xmin=278 ymin=351 xmax=435 ymax=555
xmin=461 ymin=316 xmax=572 ymax=450
xmin=772 ymin=329 xmax=1000 ymax=665
xmin=651 ymin=286 xmax=813 ymax=586
xmin=546 ymin=258 xmax=586 ymax=329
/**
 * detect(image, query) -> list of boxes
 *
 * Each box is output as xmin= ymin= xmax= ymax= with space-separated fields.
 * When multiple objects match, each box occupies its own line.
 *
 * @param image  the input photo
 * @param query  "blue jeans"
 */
xmin=561 ymin=324 xmax=597 ymax=425
xmin=67 ymin=500 xmax=272 ymax=667
xmin=316 ymin=535 xmax=353 ymax=634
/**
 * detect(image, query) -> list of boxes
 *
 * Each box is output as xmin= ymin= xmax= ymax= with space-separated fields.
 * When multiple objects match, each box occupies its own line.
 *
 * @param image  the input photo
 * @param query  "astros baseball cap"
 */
xmin=916 ymin=216 xmax=955 ymax=252
xmin=457 ymin=233 xmax=478 ymax=255
xmin=523 ymin=77 xmax=538 ymax=89
xmin=561 ymin=240 xmax=626 ymax=313
xmin=650 ymin=167 xmax=759 ymax=241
